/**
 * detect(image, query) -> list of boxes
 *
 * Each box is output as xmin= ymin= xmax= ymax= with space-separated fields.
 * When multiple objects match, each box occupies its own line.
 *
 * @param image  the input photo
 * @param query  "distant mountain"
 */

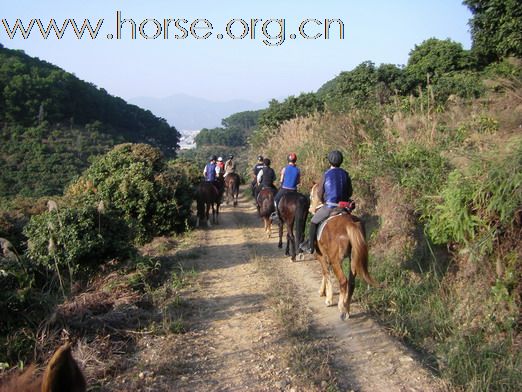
xmin=129 ymin=94 xmax=268 ymax=130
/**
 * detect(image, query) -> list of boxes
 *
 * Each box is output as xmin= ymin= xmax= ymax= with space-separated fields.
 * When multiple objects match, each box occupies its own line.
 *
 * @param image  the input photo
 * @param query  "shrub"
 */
xmin=23 ymin=204 xmax=131 ymax=279
xmin=66 ymin=143 xmax=193 ymax=243
xmin=426 ymin=140 xmax=522 ymax=254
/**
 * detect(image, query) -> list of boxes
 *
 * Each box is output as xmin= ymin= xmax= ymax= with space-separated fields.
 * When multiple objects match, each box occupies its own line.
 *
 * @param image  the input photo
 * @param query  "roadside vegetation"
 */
xmin=245 ymin=3 xmax=522 ymax=389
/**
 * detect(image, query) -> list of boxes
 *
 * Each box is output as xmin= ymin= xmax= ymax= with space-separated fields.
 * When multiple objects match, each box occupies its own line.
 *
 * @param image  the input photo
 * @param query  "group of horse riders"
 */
xmin=251 ymin=150 xmax=353 ymax=255
xmin=203 ymin=154 xmax=237 ymax=197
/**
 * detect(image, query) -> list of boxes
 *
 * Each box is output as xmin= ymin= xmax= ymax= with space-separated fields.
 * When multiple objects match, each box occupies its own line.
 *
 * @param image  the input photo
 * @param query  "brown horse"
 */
xmin=277 ymin=191 xmax=310 ymax=261
xmin=224 ymin=173 xmax=240 ymax=207
xmin=309 ymin=184 xmax=378 ymax=320
xmin=195 ymin=181 xmax=221 ymax=227
xmin=256 ymin=187 xmax=276 ymax=238
xmin=0 ymin=343 xmax=86 ymax=392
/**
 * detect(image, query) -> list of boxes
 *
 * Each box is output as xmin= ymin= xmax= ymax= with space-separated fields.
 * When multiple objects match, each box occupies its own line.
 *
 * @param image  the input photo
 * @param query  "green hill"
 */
xmin=0 ymin=44 xmax=180 ymax=197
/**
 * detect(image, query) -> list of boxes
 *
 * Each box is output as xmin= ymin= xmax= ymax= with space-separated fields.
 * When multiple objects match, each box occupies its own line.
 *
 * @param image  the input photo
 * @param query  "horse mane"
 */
xmin=0 ymin=343 xmax=86 ymax=392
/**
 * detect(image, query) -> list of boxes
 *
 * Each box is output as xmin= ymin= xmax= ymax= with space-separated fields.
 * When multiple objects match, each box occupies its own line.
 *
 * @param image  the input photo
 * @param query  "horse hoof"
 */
xmin=325 ymin=299 xmax=332 ymax=306
xmin=278 ymin=244 xmax=282 ymax=249
xmin=318 ymin=291 xmax=325 ymax=297
xmin=340 ymin=313 xmax=347 ymax=321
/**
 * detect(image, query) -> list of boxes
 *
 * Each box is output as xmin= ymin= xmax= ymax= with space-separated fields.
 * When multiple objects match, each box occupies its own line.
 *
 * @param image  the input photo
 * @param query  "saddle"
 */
xmin=316 ymin=202 xmax=356 ymax=241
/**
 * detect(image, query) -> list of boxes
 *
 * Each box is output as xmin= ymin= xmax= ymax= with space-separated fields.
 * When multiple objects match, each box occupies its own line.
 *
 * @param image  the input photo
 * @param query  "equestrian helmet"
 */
xmin=263 ymin=158 xmax=271 ymax=166
xmin=327 ymin=150 xmax=343 ymax=167
xmin=228 ymin=155 xmax=234 ymax=159
xmin=287 ymin=152 xmax=297 ymax=163
xmin=209 ymin=155 xmax=217 ymax=161
xmin=257 ymin=155 xmax=264 ymax=161
xmin=217 ymin=157 xmax=223 ymax=162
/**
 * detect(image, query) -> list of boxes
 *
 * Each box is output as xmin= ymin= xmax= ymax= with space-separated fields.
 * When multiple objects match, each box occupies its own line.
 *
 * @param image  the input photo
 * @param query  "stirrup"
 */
xmin=270 ymin=211 xmax=279 ymax=223
xmin=298 ymin=240 xmax=314 ymax=254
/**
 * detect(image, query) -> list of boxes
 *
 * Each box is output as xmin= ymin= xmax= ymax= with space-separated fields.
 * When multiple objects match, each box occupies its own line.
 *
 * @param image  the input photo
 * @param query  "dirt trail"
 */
xmin=108 ymin=190 xmax=445 ymax=391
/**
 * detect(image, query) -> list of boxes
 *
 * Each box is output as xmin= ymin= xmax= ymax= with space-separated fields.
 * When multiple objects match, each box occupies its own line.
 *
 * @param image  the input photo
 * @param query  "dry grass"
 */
xmin=255 ymin=256 xmax=338 ymax=391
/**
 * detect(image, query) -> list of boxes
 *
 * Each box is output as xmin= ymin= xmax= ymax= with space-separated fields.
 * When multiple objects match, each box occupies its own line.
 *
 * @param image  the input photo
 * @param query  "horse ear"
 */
xmin=41 ymin=343 xmax=86 ymax=392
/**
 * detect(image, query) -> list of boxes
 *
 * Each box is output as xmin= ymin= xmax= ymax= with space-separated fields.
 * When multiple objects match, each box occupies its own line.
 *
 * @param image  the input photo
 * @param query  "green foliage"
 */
xmin=426 ymin=140 xmax=522 ymax=254
xmin=439 ymin=332 xmax=521 ymax=392
xmin=392 ymin=143 xmax=451 ymax=199
xmin=0 ymin=46 xmax=180 ymax=199
xmin=221 ymin=110 xmax=261 ymax=132
xmin=194 ymin=110 xmax=262 ymax=149
xmin=67 ymin=144 xmax=192 ymax=244
xmin=430 ymin=71 xmax=485 ymax=102
xmin=23 ymin=205 xmax=131 ymax=278
xmin=258 ymin=92 xmax=324 ymax=129
xmin=406 ymin=38 xmax=473 ymax=85
xmin=195 ymin=126 xmax=245 ymax=147
xmin=464 ymin=0 xmax=522 ymax=63
xmin=0 ymin=252 xmax=35 ymax=318
xmin=321 ymin=61 xmax=379 ymax=112
xmin=0 ymin=123 xmax=119 ymax=197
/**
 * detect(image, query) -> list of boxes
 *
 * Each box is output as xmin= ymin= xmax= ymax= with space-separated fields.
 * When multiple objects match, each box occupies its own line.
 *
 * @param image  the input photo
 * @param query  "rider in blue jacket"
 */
xmin=300 ymin=150 xmax=353 ymax=254
xmin=203 ymin=155 xmax=218 ymax=182
xmin=274 ymin=152 xmax=300 ymax=208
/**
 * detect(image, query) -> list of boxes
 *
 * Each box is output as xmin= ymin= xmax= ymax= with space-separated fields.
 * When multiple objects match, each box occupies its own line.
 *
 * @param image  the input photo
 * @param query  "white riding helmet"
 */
xmin=217 ymin=157 xmax=223 ymax=162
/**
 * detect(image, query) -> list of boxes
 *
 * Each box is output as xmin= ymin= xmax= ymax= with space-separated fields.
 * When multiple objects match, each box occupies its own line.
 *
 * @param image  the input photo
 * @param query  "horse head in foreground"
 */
xmin=277 ymin=191 xmax=310 ymax=261
xmin=0 ymin=343 xmax=86 ymax=392
xmin=256 ymin=187 xmax=276 ymax=238
xmin=224 ymin=173 xmax=240 ymax=207
xmin=309 ymin=183 xmax=378 ymax=320
xmin=195 ymin=181 xmax=221 ymax=227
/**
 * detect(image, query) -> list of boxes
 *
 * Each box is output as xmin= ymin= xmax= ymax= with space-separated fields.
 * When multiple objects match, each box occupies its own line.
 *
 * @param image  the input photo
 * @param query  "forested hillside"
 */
xmin=0 ymin=45 xmax=180 ymax=197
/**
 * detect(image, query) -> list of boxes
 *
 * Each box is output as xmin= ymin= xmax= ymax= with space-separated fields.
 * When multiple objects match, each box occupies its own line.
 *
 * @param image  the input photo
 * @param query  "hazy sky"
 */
xmin=1 ymin=0 xmax=473 ymax=103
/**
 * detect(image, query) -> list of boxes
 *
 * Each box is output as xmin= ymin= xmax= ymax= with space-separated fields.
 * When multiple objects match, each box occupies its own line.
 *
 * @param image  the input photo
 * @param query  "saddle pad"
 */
xmin=317 ymin=211 xmax=348 ymax=241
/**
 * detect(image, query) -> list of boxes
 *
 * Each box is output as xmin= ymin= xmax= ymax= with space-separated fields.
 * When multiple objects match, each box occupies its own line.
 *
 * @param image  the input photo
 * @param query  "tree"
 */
xmin=406 ymin=38 xmax=472 ymax=85
xmin=463 ymin=0 xmax=522 ymax=63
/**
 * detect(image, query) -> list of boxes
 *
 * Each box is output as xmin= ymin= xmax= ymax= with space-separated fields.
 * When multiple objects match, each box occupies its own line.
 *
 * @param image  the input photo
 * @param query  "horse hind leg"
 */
xmin=316 ymin=253 xmax=328 ymax=298
xmin=331 ymin=259 xmax=349 ymax=320
xmin=325 ymin=266 xmax=334 ymax=306
xmin=346 ymin=268 xmax=356 ymax=318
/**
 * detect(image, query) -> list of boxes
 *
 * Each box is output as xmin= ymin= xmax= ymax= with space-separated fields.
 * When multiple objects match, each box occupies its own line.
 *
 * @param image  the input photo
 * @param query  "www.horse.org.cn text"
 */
xmin=1 ymin=12 xmax=345 ymax=47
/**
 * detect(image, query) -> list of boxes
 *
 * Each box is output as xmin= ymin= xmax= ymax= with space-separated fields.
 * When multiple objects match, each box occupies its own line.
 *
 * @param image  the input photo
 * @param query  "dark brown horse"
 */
xmin=195 ymin=181 xmax=221 ymax=227
xmin=309 ymin=184 xmax=378 ymax=320
xmin=277 ymin=191 xmax=310 ymax=261
xmin=0 ymin=343 xmax=86 ymax=392
xmin=224 ymin=173 xmax=240 ymax=207
xmin=256 ymin=187 xmax=276 ymax=238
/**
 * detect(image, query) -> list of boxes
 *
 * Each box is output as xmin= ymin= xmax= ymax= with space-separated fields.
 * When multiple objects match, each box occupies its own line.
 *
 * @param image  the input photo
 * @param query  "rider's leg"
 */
xmin=300 ymin=207 xmax=329 ymax=254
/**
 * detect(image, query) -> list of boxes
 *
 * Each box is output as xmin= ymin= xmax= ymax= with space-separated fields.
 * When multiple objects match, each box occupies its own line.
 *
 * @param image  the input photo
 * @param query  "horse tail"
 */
xmin=294 ymin=194 xmax=310 ymax=248
xmin=345 ymin=219 xmax=378 ymax=287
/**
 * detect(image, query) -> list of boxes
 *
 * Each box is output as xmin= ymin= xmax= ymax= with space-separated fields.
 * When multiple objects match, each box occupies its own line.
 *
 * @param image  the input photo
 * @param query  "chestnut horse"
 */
xmin=224 ymin=173 xmax=240 ymax=207
xmin=195 ymin=181 xmax=221 ymax=227
xmin=256 ymin=187 xmax=276 ymax=238
xmin=277 ymin=191 xmax=310 ymax=261
xmin=0 ymin=343 xmax=86 ymax=392
xmin=309 ymin=184 xmax=378 ymax=320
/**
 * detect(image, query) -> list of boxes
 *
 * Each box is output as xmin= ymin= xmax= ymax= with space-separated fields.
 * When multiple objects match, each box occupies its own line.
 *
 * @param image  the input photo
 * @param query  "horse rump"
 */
xmin=277 ymin=191 xmax=310 ymax=261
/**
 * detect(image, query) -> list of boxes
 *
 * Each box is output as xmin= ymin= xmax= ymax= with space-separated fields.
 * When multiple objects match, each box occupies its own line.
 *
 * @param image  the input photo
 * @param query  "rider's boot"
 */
xmin=299 ymin=222 xmax=318 ymax=254
xmin=270 ymin=200 xmax=280 ymax=223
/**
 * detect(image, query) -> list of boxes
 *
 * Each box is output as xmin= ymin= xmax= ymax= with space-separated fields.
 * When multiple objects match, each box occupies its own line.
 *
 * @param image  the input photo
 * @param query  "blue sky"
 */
xmin=1 ymin=0 xmax=473 ymax=103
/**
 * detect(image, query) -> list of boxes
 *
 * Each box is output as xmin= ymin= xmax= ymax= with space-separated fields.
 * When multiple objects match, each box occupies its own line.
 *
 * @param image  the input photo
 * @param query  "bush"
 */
xmin=426 ymin=140 xmax=522 ymax=254
xmin=66 ymin=143 xmax=193 ymax=244
xmin=23 ymin=205 xmax=131 ymax=278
